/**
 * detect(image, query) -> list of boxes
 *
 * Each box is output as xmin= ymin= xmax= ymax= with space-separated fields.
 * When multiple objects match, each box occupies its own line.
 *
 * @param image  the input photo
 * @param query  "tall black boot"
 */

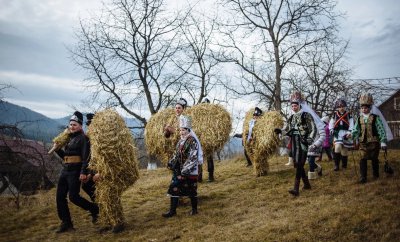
xmin=372 ymin=159 xmax=379 ymax=178
xmin=342 ymin=156 xmax=348 ymax=169
xmin=189 ymin=196 xmax=198 ymax=215
xmin=162 ymin=197 xmax=178 ymax=218
xmin=359 ymin=159 xmax=367 ymax=184
xmin=289 ymin=178 xmax=300 ymax=196
xmin=56 ymin=221 xmax=74 ymax=233
xmin=334 ymin=153 xmax=341 ymax=171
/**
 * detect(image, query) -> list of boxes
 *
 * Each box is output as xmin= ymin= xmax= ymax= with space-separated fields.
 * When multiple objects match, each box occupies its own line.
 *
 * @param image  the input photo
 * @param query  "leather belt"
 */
xmin=64 ymin=156 xmax=82 ymax=164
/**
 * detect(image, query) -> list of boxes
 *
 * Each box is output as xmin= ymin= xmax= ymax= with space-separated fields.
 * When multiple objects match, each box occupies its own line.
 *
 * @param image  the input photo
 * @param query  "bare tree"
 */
xmin=288 ymin=39 xmax=351 ymax=115
xmin=176 ymin=11 xmax=221 ymax=104
xmin=217 ymin=0 xmax=342 ymax=111
xmin=71 ymin=0 xmax=188 ymax=126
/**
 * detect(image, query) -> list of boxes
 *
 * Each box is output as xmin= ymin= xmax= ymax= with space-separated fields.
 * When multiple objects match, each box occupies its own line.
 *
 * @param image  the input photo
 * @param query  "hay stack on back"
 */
xmin=145 ymin=103 xmax=232 ymax=165
xmin=88 ymin=109 xmax=139 ymax=226
xmin=242 ymin=110 xmax=283 ymax=176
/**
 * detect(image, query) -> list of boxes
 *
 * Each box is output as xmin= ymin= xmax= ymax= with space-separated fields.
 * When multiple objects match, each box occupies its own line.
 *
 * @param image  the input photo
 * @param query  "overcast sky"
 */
xmin=1 ymin=0 xmax=399 ymax=118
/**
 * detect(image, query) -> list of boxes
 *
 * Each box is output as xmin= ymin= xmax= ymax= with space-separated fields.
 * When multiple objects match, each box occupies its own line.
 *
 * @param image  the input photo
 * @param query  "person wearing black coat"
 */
xmin=54 ymin=111 xmax=99 ymax=233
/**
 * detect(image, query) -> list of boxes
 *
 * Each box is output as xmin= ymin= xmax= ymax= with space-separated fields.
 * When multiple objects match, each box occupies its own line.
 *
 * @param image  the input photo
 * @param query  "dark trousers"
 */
xmin=207 ymin=155 xmax=214 ymax=174
xmin=319 ymin=147 xmax=332 ymax=160
xmin=56 ymin=169 xmax=97 ymax=224
xmin=81 ymin=178 xmax=96 ymax=202
xmin=244 ymin=149 xmax=252 ymax=166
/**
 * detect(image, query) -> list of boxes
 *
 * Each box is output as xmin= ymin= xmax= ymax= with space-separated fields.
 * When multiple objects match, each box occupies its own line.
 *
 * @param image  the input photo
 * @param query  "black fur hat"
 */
xmin=70 ymin=111 xmax=83 ymax=125
xmin=86 ymin=113 xmax=95 ymax=126
xmin=253 ymin=107 xmax=262 ymax=116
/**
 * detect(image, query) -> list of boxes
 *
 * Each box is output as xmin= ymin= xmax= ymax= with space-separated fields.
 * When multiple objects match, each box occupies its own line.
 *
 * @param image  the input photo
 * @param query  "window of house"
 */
xmin=395 ymin=97 xmax=400 ymax=110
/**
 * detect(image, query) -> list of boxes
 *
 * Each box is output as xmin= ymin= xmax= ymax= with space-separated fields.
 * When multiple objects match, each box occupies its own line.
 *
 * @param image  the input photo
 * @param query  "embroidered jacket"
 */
xmin=352 ymin=113 xmax=387 ymax=143
xmin=168 ymin=135 xmax=199 ymax=176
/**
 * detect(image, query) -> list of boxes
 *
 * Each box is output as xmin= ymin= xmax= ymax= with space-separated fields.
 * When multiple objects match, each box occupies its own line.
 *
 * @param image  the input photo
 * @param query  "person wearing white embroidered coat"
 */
xmin=163 ymin=115 xmax=200 ymax=218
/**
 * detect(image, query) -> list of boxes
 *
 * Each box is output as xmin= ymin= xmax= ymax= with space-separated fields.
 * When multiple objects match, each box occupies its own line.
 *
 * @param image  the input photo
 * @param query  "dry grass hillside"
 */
xmin=1 ymin=150 xmax=400 ymax=242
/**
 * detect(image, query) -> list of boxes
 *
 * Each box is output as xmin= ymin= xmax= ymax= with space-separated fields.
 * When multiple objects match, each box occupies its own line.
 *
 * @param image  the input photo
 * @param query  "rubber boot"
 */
xmin=372 ymin=159 xmax=379 ymax=178
xmin=359 ymin=159 xmax=367 ymax=184
xmin=189 ymin=196 xmax=198 ymax=215
xmin=333 ymin=153 xmax=341 ymax=171
xmin=207 ymin=155 xmax=215 ymax=182
xmin=162 ymin=197 xmax=178 ymax=218
xmin=289 ymin=178 xmax=300 ymax=196
xmin=342 ymin=156 xmax=348 ymax=169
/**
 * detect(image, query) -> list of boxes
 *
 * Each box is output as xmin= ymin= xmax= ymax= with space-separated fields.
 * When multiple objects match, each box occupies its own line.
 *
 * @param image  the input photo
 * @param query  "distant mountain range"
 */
xmin=0 ymin=101 xmax=143 ymax=143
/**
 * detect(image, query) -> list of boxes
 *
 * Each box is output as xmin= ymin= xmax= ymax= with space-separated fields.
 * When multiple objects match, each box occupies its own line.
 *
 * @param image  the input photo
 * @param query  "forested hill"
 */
xmin=0 ymin=101 xmax=64 ymax=143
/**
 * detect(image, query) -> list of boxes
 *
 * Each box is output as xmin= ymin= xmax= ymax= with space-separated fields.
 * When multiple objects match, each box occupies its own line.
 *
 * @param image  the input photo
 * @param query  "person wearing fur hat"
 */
xmin=54 ymin=111 xmax=99 ymax=233
xmin=319 ymin=116 xmax=333 ymax=162
xmin=243 ymin=107 xmax=263 ymax=167
xmin=276 ymin=91 xmax=323 ymax=196
xmin=163 ymin=115 xmax=200 ymax=217
xmin=328 ymin=98 xmax=354 ymax=171
xmin=349 ymin=93 xmax=390 ymax=183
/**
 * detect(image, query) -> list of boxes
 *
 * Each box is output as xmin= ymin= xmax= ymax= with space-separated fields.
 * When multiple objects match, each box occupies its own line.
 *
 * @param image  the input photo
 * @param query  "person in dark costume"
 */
xmin=275 ymin=91 xmax=318 ymax=196
xmin=81 ymin=113 xmax=96 ymax=202
xmin=54 ymin=111 xmax=99 ymax=233
xmin=349 ymin=93 xmax=391 ymax=184
xmin=163 ymin=115 xmax=201 ymax=217
xmin=328 ymin=98 xmax=354 ymax=171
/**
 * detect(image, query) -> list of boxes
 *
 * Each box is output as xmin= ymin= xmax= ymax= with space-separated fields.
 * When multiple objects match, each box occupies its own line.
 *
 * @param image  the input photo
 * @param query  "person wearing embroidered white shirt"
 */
xmin=329 ymin=98 xmax=354 ymax=171
xmin=243 ymin=107 xmax=262 ymax=167
xmin=348 ymin=93 xmax=389 ymax=184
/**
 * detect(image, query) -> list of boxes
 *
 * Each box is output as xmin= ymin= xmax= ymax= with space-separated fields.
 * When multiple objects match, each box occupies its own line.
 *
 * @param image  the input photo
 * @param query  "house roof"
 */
xmin=0 ymin=137 xmax=51 ymax=167
xmin=378 ymin=89 xmax=400 ymax=108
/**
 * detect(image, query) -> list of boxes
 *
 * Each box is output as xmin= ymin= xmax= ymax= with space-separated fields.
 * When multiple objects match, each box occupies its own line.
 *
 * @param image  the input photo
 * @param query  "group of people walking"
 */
xmin=52 ymin=91 xmax=393 ymax=234
xmin=274 ymin=91 xmax=392 ymax=196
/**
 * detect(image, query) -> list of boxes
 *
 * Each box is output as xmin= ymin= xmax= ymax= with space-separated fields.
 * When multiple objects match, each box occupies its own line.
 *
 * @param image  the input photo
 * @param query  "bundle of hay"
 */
xmin=144 ymin=108 xmax=180 ymax=164
xmin=242 ymin=110 xmax=283 ymax=176
xmin=88 ymin=109 xmax=139 ymax=227
xmin=48 ymin=128 xmax=70 ymax=154
xmin=145 ymin=103 xmax=232 ymax=165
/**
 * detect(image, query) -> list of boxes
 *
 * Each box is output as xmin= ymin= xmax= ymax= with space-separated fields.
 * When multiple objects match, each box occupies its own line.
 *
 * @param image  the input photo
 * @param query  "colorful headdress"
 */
xmin=179 ymin=115 xmax=192 ymax=130
xmin=253 ymin=107 xmax=262 ymax=116
xmin=359 ymin=93 xmax=374 ymax=106
xmin=290 ymin=91 xmax=304 ymax=104
xmin=334 ymin=98 xmax=347 ymax=108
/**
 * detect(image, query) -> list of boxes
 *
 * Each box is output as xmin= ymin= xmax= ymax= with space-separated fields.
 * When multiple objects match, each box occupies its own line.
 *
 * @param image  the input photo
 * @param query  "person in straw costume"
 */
xmin=275 ymin=91 xmax=324 ymax=196
xmin=244 ymin=107 xmax=263 ymax=166
xmin=89 ymin=109 xmax=139 ymax=233
xmin=349 ymin=93 xmax=393 ymax=183
xmin=328 ymin=98 xmax=354 ymax=171
xmin=163 ymin=115 xmax=201 ymax=218
xmin=53 ymin=111 xmax=99 ymax=233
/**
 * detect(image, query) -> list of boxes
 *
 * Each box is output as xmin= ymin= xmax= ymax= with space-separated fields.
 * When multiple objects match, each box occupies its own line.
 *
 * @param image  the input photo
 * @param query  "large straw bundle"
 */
xmin=48 ymin=128 xmax=70 ymax=154
xmin=144 ymin=108 xmax=180 ymax=164
xmin=242 ymin=110 xmax=283 ymax=176
xmin=145 ymin=103 xmax=232 ymax=165
xmin=88 ymin=109 xmax=139 ymax=227
xmin=186 ymin=103 xmax=232 ymax=157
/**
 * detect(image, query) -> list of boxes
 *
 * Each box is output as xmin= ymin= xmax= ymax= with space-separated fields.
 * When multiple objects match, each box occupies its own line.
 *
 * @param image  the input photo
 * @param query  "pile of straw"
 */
xmin=242 ymin=110 xmax=283 ymax=176
xmin=48 ymin=128 xmax=70 ymax=154
xmin=145 ymin=103 xmax=232 ymax=165
xmin=88 ymin=109 xmax=139 ymax=227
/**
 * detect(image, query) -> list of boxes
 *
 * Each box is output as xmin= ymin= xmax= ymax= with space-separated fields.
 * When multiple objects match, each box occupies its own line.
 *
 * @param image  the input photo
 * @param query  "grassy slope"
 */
xmin=1 ymin=151 xmax=399 ymax=242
